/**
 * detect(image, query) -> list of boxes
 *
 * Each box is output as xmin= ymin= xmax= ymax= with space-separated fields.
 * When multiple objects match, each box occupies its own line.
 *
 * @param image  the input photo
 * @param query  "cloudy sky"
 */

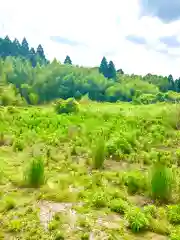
xmin=1 ymin=0 xmax=180 ymax=78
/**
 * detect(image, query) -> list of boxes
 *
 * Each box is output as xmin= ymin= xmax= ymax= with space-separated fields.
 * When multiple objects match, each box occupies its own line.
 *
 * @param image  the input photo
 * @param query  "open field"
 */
xmin=1 ymin=102 xmax=180 ymax=239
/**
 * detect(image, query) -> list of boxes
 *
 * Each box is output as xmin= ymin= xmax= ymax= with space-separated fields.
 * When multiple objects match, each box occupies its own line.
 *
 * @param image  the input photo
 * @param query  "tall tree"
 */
xmin=29 ymin=47 xmax=37 ymax=67
xmin=107 ymin=60 xmax=116 ymax=79
xmin=12 ymin=38 xmax=21 ymax=56
xmin=168 ymin=74 xmax=175 ymax=91
xmin=64 ymin=55 xmax=72 ymax=65
xmin=3 ymin=35 xmax=12 ymax=57
xmin=175 ymin=78 xmax=180 ymax=92
xmin=36 ymin=44 xmax=46 ymax=64
xmin=99 ymin=57 xmax=108 ymax=78
xmin=21 ymin=37 xmax=29 ymax=57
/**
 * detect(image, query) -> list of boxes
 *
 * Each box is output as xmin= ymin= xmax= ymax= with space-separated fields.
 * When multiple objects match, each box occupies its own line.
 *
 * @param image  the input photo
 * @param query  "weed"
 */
xmin=8 ymin=219 xmax=22 ymax=232
xmin=13 ymin=139 xmax=24 ymax=151
xmin=168 ymin=205 xmax=180 ymax=224
xmin=109 ymin=198 xmax=129 ymax=214
xmin=4 ymin=197 xmax=16 ymax=211
xmin=92 ymin=136 xmax=106 ymax=169
xmin=24 ymin=157 xmax=45 ymax=187
xmin=126 ymin=207 xmax=149 ymax=233
xmin=81 ymin=232 xmax=90 ymax=240
xmin=124 ymin=171 xmax=148 ymax=194
xmin=54 ymin=231 xmax=65 ymax=240
xmin=91 ymin=191 xmax=108 ymax=208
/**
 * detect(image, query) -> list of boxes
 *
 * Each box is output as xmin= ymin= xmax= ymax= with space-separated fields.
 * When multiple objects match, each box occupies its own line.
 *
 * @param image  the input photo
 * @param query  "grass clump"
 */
xmin=126 ymin=207 xmax=149 ymax=233
xmin=24 ymin=157 xmax=45 ymax=187
xmin=92 ymin=137 xmax=106 ymax=169
xmin=150 ymin=161 xmax=173 ymax=202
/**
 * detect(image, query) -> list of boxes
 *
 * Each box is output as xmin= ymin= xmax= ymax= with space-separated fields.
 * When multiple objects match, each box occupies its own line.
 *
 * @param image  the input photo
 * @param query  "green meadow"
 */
xmin=1 ymin=102 xmax=180 ymax=239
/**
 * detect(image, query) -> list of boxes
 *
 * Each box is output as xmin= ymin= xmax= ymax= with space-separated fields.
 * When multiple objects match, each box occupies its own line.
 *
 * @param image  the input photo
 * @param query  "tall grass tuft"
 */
xmin=150 ymin=161 xmax=173 ymax=203
xmin=25 ymin=157 xmax=45 ymax=187
xmin=92 ymin=136 xmax=106 ymax=169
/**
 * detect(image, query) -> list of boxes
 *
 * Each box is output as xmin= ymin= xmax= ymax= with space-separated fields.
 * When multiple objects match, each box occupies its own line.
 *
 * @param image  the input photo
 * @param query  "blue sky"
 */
xmin=1 ymin=0 xmax=180 ymax=77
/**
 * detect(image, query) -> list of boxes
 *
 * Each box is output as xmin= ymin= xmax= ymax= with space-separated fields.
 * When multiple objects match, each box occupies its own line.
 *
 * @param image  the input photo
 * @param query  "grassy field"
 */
xmin=1 ymin=102 xmax=180 ymax=239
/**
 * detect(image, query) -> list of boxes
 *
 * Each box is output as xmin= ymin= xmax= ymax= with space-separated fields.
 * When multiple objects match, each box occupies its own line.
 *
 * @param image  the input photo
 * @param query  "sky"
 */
xmin=0 ymin=0 xmax=180 ymax=78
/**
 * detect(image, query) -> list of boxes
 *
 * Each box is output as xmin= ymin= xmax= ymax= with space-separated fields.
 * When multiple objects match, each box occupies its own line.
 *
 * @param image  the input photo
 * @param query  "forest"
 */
xmin=1 ymin=35 xmax=180 ymax=106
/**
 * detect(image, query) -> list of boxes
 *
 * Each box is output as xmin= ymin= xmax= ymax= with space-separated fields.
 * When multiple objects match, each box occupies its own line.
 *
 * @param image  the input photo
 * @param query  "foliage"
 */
xmin=168 ymin=205 xmax=180 ymax=224
xmin=110 ymin=198 xmax=129 ymax=214
xmin=91 ymin=191 xmax=108 ymax=208
xmin=124 ymin=171 xmax=148 ymax=194
xmin=126 ymin=207 xmax=149 ymax=233
xmin=0 ymin=36 xmax=47 ymax=66
xmin=54 ymin=98 xmax=79 ymax=114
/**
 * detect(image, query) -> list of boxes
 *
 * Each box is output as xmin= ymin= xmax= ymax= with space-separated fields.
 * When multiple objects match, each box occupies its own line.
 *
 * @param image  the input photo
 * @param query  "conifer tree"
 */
xmin=64 ymin=55 xmax=72 ymax=65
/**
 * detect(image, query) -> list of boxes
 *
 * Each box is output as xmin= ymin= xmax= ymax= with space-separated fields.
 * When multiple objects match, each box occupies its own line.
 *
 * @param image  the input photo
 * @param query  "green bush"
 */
xmin=24 ymin=157 xmax=45 ymax=187
xmin=150 ymin=161 xmax=173 ymax=202
xmin=54 ymin=98 xmax=79 ymax=114
xmin=124 ymin=171 xmax=148 ymax=194
xmin=126 ymin=207 xmax=149 ymax=233
xmin=110 ymin=199 xmax=129 ymax=214
xmin=168 ymin=205 xmax=180 ymax=224
xmin=92 ymin=137 xmax=106 ymax=169
xmin=91 ymin=191 xmax=108 ymax=208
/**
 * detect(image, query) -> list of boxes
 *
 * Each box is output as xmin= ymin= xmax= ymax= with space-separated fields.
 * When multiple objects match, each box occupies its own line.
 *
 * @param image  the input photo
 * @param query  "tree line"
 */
xmin=0 ymin=36 xmax=180 ymax=106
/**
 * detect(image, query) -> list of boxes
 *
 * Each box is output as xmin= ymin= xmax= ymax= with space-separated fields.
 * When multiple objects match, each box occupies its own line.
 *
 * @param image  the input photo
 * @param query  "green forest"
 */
xmin=1 ymin=35 xmax=180 ymax=106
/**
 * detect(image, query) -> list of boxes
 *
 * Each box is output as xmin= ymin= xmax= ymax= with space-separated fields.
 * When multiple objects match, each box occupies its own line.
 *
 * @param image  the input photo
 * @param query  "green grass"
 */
xmin=0 ymin=102 xmax=180 ymax=239
xmin=24 ymin=157 xmax=45 ymax=187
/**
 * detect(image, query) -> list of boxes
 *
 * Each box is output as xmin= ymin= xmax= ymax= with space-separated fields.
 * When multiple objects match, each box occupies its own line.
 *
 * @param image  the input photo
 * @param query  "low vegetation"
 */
xmin=1 ymin=100 xmax=180 ymax=239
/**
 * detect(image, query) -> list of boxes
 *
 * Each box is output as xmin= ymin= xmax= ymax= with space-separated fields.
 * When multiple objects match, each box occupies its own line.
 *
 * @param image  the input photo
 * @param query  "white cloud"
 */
xmin=0 ymin=0 xmax=180 ymax=78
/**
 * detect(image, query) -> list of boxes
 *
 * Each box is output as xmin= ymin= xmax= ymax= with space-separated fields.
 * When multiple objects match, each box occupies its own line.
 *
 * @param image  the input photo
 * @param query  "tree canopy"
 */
xmin=0 ymin=35 xmax=180 ymax=106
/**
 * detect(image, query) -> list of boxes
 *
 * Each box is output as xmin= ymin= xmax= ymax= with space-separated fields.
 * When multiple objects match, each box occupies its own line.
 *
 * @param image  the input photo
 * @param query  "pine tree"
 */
xmin=64 ymin=55 xmax=72 ymax=65
xmin=12 ymin=38 xmax=21 ymax=56
xmin=29 ymin=47 xmax=37 ymax=67
xmin=21 ymin=37 xmax=29 ymax=57
xmin=99 ymin=57 xmax=108 ymax=78
xmin=36 ymin=44 xmax=46 ymax=64
xmin=3 ymin=35 xmax=12 ymax=57
xmin=107 ymin=60 xmax=116 ymax=79
xmin=168 ymin=74 xmax=175 ymax=91
xmin=175 ymin=78 xmax=180 ymax=92
xmin=117 ymin=68 xmax=124 ymax=74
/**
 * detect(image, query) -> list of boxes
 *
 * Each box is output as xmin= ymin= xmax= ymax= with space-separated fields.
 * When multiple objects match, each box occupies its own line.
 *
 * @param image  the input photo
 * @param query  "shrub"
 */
xmin=124 ymin=171 xmax=148 ymax=194
xmin=110 ymin=199 xmax=129 ymax=214
xmin=91 ymin=191 xmax=108 ymax=208
xmin=24 ymin=157 xmax=45 ymax=187
xmin=13 ymin=139 xmax=24 ymax=152
xmin=126 ymin=207 xmax=149 ymax=233
xmin=92 ymin=137 xmax=106 ymax=169
xmin=150 ymin=161 xmax=173 ymax=202
xmin=149 ymin=219 xmax=170 ymax=236
xmin=54 ymin=98 xmax=79 ymax=114
xmin=54 ymin=231 xmax=64 ymax=240
xmin=170 ymin=228 xmax=180 ymax=240
xmin=168 ymin=205 xmax=180 ymax=224
xmin=3 ymin=197 xmax=16 ymax=211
